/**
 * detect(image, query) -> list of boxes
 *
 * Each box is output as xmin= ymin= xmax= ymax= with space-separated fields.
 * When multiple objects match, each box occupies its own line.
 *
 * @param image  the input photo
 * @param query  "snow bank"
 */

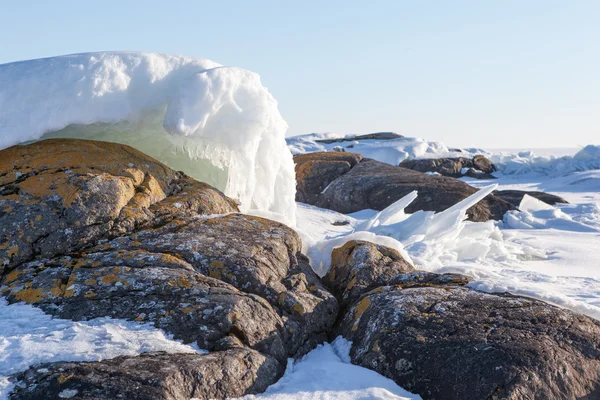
xmin=238 ymin=337 xmax=421 ymax=400
xmin=504 ymin=195 xmax=600 ymax=232
xmin=0 ymin=298 xmax=203 ymax=399
xmin=0 ymin=52 xmax=296 ymax=223
xmin=487 ymin=145 xmax=600 ymax=176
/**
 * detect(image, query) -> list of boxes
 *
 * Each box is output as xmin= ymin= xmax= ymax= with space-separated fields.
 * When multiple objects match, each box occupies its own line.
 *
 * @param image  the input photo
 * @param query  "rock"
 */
xmin=323 ymin=240 xmax=414 ymax=308
xmin=1 ymin=139 xmax=339 ymax=395
xmin=1 ymin=213 xmax=337 ymax=365
xmin=472 ymin=155 xmax=496 ymax=174
xmin=10 ymin=349 xmax=282 ymax=400
xmin=0 ymin=139 xmax=238 ymax=272
xmin=337 ymin=283 xmax=600 ymax=400
xmin=294 ymin=152 xmax=363 ymax=204
xmin=314 ymin=132 xmax=403 ymax=144
xmin=493 ymin=190 xmax=569 ymax=207
xmin=314 ymin=158 xmax=513 ymax=222
xmin=399 ymin=155 xmax=496 ymax=179
xmin=387 ymin=270 xmax=472 ymax=288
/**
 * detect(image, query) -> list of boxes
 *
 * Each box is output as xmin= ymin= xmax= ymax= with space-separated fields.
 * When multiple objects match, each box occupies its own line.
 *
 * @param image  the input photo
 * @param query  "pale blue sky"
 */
xmin=1 ymin=1 xmax=598 ymax=148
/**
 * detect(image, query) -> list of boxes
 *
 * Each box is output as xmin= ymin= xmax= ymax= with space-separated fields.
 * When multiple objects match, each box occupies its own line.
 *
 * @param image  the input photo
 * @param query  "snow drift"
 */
xmin=0 ymin=52 xmax=296 ymax=223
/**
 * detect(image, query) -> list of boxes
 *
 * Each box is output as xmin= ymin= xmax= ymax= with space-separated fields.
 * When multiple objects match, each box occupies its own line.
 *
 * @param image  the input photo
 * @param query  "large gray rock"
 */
xmin=331 ymin=254 xmax=600 ymax=400
xmin=10 ymin=349 xmax=281 ymax=400
xmin=315 ymin=158 xmax=513 ymax=222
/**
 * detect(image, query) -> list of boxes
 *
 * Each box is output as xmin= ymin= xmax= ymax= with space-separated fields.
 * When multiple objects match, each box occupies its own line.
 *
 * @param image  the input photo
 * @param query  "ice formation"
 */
xmin=0 ymin=52 xmax=296 ymax=222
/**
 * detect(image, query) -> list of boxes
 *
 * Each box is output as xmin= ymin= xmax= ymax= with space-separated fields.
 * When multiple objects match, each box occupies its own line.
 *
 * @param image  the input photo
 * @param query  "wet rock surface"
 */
xmin=312 ymin=157 xmax=513 ymax=221
xmin=330 ymin=242 xmax=600 ymax=400
xmin=399 ymin=155 xmax=496 ymax=179
xmin=1 ymin=139 xmax=338 ymax=399
xmin=11 ymin=349 xmax=281 ymax=400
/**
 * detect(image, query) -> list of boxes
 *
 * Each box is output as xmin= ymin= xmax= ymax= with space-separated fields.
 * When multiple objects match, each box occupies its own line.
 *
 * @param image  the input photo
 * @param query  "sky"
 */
xmin=1 ymin=1 xmax=598 ymax=148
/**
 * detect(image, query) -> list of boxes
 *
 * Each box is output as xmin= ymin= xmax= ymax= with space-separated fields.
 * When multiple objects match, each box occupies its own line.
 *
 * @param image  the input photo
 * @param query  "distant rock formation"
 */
xmin=399 ymin=155 xmax=497 ymax=179
xmin=314 ymin=132 xmax=404 ymax=144
xmin=294 ymin=152 xmax=513 ymax=221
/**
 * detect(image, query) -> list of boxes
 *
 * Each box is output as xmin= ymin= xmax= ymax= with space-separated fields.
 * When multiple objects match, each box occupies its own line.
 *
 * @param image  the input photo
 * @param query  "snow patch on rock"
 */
xmin=0 ymin=298 xmax=203 ymax=399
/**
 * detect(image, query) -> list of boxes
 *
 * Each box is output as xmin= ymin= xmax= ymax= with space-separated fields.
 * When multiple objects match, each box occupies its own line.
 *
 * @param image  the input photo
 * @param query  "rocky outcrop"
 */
xmin=294 ymin=152 xmax=363 ymax=204
xmin=313 ymin=157 xmax=513 ymax=222
xmin=494 ymin=190 xmax=569 ymax=207
xmin=314 ymin=132 xmax=404 ymax=144
xmin=328 ymin=241 xmax=600 ymax=400
xmin=323 ymin=240 xmax=414 ymax=308
xmin=1 ymin=139 xmax=338 ymax=398
xmin=0 ymin=139 xmax=238 ymax=273
xmin=399 ymin=155 xmax=496 ymax=179
xmin=11 ymin=349 xmax=281 ymax=400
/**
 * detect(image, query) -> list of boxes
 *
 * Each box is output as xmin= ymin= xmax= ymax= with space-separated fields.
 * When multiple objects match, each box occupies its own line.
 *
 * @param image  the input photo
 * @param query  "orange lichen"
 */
xmin=14 ymin=288 xmax=44 ymax=303
xmin=100 ymin=274 xmax=119 ymax=284
xmin=292 ymin=303 xmax=306 ymax=315
xmin=208 ymin=259 xmax=225 ymax=279
xmin=4 ymin=270 xmax=22 ymax=283
xmin=351 ymin=297 xmax=372 ymax=331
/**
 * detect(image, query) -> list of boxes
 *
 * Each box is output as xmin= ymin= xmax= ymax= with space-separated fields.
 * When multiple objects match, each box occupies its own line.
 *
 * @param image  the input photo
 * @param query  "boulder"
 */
xmin=315 ymin=158 xmax=513 ymax=222
xmin=10 ymin=349 xmax=281 ymax=400
xmin=1 ymin=139 xmax=339 ymax=397
xmin=328 ymin=241 xmax=600 ymax=400
xmin=399 ymin=155 xmax=496 ymax=179
xmin=493 ymin=190 xmax=569 ymax=207
xmin=294 ymin=152 xmax=363 ymax=204
xmin=323 ymin=240 xmax=414 ymax=308
xmin=472 ymin=154 xmax=496 ymax=174
xmin=0 ymin=139 xmax=238 ymax=273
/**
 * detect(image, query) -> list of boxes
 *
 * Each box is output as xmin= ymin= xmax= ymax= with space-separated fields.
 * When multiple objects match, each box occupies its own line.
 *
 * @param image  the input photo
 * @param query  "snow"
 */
xmin=237 ymin=337 xmax=421 ymax=400
xmin=0 ymin=298 xmax=204 ymax=399
xmin=287 ymin=132 xmax=600 ymax=179
xmin=0 ymin=52 xmax=296 ymax=223
xmin=287 ymin=132 xmax=450 ymax=166
xmin=295 ymin=165 xmax=600 ymax=321
xmin=486 ymin=145 xmax=600 ymax=177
